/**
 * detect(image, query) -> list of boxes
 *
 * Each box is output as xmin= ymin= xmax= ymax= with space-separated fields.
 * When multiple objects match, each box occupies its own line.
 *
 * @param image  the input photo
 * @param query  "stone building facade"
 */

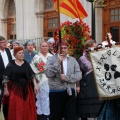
xmin=0 ymin=0 xmax=103 ymax=43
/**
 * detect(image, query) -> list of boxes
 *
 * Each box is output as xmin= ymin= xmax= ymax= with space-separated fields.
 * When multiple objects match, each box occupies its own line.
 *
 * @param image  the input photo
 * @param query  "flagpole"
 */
xmin=57 ymin=0 xmax=64 ymax=75
xmin=57 ymin=0 xmax=62 ymax=47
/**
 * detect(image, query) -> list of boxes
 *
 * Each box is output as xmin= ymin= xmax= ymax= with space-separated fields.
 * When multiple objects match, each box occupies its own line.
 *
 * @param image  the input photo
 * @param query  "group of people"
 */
xmin=0 ymin=32 xmax=119 ymax=120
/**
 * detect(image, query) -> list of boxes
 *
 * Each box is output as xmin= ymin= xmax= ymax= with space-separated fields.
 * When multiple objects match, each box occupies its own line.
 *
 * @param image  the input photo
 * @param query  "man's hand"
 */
xmin=58 ymin=54 xmax=64 ymax=63
xmin=60 ymin=74 xmax=66 ymax=81
xmin=76 ymin=87 xmax=80 ymax=94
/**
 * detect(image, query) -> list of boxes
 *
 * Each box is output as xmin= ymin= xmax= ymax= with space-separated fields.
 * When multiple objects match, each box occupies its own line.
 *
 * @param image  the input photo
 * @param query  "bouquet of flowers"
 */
xmin=34 ymin=58 xmax=45 ymax=79
xmin=34 ymin=58 xmax=45 ymax=73
xmin=54 ymin=20 xmax=91 ymax=59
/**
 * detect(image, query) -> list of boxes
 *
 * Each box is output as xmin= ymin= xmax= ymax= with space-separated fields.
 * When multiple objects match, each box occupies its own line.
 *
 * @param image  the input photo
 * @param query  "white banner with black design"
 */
xmin=90 ymin=46 xmax=120 ymax=99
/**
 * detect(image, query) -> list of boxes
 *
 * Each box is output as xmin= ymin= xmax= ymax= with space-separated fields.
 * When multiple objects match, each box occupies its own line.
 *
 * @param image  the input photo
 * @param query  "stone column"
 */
xmin=34 ymin=0 xmax=44 ymax=38
xmin=23 ymin=0 xmax=35 ymax=39
xmin=0 ymin=0 xmax=2 ymax=36
xmin=1 ymin=18 xmax=7 ymax=39
xmin=81 ymin=1 xmax=92 ymax=35
xmin=35 ymin=12 xmax=44 ymax=38
xmin=15 ymin=0 xmax=24 ymax=39
xmin=96 ymin=8 xmax=102 ymax=43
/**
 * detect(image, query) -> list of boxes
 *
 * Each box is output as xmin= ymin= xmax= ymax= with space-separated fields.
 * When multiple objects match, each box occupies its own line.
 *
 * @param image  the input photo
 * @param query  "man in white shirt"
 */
xmin=0 ymin=36 xmax=12 ymax=119
xmin=102 ymin=32 xmax=116 ymax=46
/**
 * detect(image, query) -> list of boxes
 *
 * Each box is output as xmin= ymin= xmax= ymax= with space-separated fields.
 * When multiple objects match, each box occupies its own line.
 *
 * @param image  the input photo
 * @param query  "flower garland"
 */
xmin=54 ymin=20 xmax=91 ymax=59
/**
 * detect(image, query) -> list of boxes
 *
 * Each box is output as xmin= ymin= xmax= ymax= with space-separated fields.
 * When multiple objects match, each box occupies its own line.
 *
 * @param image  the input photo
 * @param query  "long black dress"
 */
xmin=78 ymin=72 xmax=103 ymax=118
xmin=2 ymin=60 xmax=37 ymax=120
xmin=78 ymin=54 xmax=102 ymax=118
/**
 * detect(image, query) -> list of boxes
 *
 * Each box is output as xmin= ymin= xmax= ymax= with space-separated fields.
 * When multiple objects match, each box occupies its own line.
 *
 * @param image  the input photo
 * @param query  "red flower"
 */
xmin=38 ymin=67 xmax=44 ymax=73
xmin=34 ymin=58 xmax=45 ymax=73
xmin=54 ymin=20 xmax=91 ymax=59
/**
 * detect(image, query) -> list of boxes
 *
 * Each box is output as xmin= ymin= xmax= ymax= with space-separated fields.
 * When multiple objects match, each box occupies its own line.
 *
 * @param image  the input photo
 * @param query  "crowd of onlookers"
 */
xmin=0 ymin=32 xmax=119 ymax=120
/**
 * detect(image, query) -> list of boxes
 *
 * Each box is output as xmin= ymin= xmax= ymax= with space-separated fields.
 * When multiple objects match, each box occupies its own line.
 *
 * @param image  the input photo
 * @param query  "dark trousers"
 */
xmin=49 ymin=90 xmax=78 ymax=120
xmin=37 ymin=114 xmax=48 ymax=120
xmin=0 ymin=86 xmax=3 ymax=108
xmin=0 ymin=84 xmax=8 ymax=120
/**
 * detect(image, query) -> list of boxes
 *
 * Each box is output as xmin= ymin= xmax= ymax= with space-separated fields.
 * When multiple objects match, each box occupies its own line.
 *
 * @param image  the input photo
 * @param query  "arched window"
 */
xmin=7 ymin=0 xmax=16 ymax=39
xmin=8 ymin=0 xmax=16 ymax=17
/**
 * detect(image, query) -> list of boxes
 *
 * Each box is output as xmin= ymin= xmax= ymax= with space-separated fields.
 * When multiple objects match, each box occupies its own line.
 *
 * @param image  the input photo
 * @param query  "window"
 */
xmin=103 ymin=0 xmax=120 ymax=42
xmin=7 ymin=0 xmax=16 ymax=39
xmin=8 ymin=0 xmax=16 ymax=17
xmin=48 ymin=18 xmax=58 ymax=28
xmin=110 ymin=26 xmax=119 ymax=42
xmin=45 ymin=0 xmax=54 ymax=10
xmin=11 ymin=23 xmax=16 ymax=32
xmin=48 ymin=32 xmax=53 ymax=37
xmin=110 ymin=9 xmax=120 ymax=22
xmin=44 ymin=0 xmax=58 ymax=37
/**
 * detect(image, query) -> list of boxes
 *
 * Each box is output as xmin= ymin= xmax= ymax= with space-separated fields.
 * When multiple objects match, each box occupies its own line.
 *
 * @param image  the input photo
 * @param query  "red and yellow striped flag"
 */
xmin=54 ymin=0 xmax=88 ymax=19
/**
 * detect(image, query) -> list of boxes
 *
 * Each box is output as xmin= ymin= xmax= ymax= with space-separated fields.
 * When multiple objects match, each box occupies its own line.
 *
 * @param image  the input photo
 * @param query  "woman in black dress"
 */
xmin=3 ymin=46 xmax=38 ymax=120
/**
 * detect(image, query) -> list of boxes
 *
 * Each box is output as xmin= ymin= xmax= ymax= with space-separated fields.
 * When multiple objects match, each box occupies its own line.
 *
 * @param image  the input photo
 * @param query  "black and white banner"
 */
xmin=90 ymin=47 xmax=120 ymax=99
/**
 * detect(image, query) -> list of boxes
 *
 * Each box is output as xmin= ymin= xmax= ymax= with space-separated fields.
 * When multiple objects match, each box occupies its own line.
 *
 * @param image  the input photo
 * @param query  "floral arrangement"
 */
xmin=54 ymin=20 xmax=91 ymax=59
xmin=34 ymin=58 xmax=45 ymax=73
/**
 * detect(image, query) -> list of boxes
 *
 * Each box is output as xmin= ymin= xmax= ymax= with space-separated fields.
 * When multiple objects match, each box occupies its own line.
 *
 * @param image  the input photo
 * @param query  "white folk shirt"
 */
xmin=63 ymin=57 xmax=67 ymax=75
xmin=0 ymin=49 xmax=9 ymax=68
xmin=102 ymin=40 xmax=116 ymax=46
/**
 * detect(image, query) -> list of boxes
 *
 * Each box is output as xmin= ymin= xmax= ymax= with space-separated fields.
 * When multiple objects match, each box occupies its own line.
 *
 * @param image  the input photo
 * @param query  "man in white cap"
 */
xmin=47 ymin=38 xmax=55 ymax=55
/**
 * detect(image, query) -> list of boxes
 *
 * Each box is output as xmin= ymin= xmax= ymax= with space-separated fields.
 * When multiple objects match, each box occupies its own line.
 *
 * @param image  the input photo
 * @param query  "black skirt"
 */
xmin=77 ymin=71 xmax=103 ymax=118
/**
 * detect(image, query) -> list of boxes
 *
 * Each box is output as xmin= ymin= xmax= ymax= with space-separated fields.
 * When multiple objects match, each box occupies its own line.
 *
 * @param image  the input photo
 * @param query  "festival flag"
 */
xmin=53 ymin=0 xmax=88 ymax=19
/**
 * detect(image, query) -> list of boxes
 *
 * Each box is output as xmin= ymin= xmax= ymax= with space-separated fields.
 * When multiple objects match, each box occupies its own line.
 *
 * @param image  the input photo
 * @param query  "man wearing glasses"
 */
xmin=0 ymin=36 xmax=12 ymax=119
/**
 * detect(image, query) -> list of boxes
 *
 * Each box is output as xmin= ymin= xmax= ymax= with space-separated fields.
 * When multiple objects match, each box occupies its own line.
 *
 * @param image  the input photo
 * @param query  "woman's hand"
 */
xmin=33 ymin=78 xmax=39 ymax=94
xmin=34 ymin=84 xmax=38 ymax=94
xmin=4 ymin=88 xmax=9 ymax=96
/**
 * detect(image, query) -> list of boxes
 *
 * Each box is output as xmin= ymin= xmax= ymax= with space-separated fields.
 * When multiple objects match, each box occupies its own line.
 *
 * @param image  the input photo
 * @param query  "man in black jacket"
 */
xmin=0 ymin=36 xmax=12 ymax=118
